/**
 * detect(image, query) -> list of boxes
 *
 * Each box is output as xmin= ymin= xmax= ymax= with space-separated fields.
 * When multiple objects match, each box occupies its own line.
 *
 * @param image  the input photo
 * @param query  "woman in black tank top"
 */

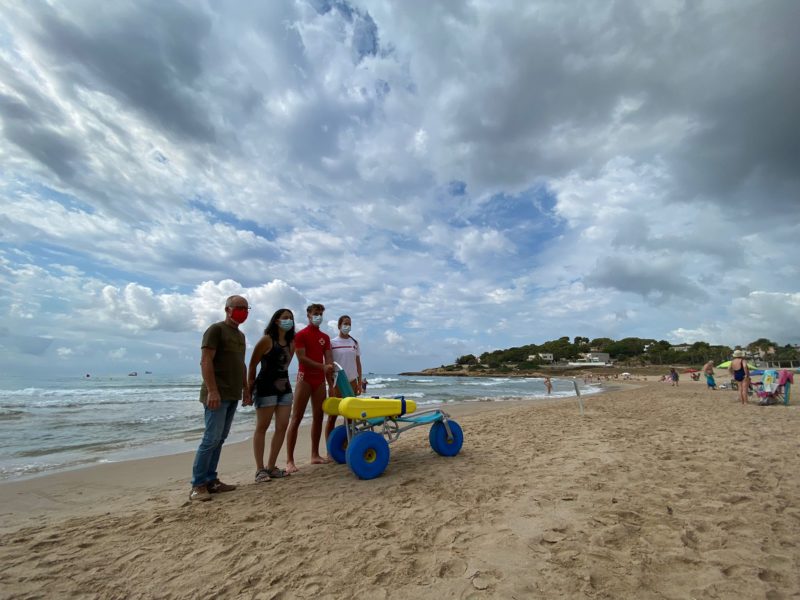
xmin=247 ymin=308 xmax=296 ymax=481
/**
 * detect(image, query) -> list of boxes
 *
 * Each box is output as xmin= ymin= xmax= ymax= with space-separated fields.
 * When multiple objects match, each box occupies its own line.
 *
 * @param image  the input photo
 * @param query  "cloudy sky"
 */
xmin=1 ymin=0 xmax=798 ymax=377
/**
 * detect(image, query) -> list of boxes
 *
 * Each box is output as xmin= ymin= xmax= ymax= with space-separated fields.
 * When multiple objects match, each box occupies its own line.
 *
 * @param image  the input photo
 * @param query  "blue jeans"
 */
xmin=191 ymin=401 xmax=238 ymax=486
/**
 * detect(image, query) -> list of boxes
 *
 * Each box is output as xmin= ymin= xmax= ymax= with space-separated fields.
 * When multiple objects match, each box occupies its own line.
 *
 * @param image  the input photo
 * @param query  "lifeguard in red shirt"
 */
xmin=285 ymin=303 xmax=333 ymax=473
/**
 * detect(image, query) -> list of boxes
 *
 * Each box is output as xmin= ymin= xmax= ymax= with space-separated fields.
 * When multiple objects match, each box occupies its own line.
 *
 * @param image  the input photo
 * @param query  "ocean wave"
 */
xmin=0 ymin=408 xmax=26 ymax=420
xmin=368 ymin=377 xmax=398 ymax=384
xmin=13 ymin=439 xmax=130 ymax=458
xmin=0 ymin=394 xmax=197 ymax=409
xmin=463 ymin=379 xmax=512 ymax=387
xmin=0 ymin=385 xmax=198 ymax=399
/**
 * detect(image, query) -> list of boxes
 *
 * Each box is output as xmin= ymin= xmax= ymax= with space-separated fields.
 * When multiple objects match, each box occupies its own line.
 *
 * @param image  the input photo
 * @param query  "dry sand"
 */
xmin=1 ymin=380 xmax=798 ymax=599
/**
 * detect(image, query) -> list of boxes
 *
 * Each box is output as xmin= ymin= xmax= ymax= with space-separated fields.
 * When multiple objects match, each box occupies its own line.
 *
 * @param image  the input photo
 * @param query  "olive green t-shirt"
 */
xmin=199 ymin=321 xmax=246 ymax=404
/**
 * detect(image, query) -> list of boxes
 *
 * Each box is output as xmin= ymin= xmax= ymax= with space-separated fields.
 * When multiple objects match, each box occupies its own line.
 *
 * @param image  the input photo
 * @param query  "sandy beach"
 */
xmin=1 ymin=379 xmax=798 ymax=599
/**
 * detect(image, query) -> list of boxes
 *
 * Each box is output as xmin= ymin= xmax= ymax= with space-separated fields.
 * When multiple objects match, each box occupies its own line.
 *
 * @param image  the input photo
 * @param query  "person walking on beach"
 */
xmin=669 ymin=368 xmax=679 ymax=386
xmin=190 ymin=295 xmax=252 ymax=502
xmin=544 ymin=376 xmax=552 ymax=395
xmin=703 ymin=360 xmax=716 ymax=390
xmin=729 ymin=349 xmax=750 ymax=405
xmin=325 ymin=315 xmax=363 ymax=457
xmin=248 ymin=308 xmax=296 ymax=483
xmin=285 ymin=303 xmax=334 ymax=474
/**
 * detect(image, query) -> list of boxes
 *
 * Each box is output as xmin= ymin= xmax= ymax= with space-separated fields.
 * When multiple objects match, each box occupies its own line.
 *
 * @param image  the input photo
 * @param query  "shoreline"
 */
xmin=0 ymin=389 xmax=598 ymax=533
xmin=400 ymin=364 xmax=718 ymax=378
xmin=1 ymin=374 xmax=603 ymax=486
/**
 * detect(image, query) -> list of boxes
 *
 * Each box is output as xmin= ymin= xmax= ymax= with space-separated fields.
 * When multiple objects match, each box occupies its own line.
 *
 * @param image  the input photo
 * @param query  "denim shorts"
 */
xmin=254 ymin=393 xmax=293 ymax=408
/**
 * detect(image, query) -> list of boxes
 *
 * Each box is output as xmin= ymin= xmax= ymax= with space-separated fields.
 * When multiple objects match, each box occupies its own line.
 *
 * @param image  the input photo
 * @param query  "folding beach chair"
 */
xmin=755 ymin=369 xmax=793 ymax=406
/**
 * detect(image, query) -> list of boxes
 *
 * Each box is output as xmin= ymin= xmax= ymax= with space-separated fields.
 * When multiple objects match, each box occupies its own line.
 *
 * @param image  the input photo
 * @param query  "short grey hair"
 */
xmin=225 ymin=295 xmax=244 ymax=308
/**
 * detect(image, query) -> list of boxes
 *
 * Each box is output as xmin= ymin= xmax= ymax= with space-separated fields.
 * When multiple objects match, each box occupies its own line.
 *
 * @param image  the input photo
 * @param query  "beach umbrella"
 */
xmin=716 ymin=360 xmax=757 ymax=369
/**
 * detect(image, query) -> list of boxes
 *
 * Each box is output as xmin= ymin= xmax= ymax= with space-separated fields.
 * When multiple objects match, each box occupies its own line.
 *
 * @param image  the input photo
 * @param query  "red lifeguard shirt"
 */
xmin=294 ymin=325 xmax=331 ymax=376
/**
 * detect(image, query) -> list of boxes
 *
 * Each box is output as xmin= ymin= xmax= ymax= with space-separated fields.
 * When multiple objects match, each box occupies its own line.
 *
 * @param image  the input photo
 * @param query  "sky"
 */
xmin=1 ymin=0 xmax=799 ymax=377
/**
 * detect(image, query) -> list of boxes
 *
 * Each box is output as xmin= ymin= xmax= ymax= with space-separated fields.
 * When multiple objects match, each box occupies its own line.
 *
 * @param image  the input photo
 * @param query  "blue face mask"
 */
xmin=341 ymin=325 xmax=351 ymax=334
xmin=311 ymin=314 xmax=323 ymax=326
xmin=279 ymin=319 xmax=293 ymax=331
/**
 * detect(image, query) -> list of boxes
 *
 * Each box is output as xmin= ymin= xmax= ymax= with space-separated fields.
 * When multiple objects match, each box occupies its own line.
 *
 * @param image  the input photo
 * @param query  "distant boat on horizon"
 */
xmin=128 ymin=371 xmax=138 ymax=376
xmin=144 ymin=371 xmax=152 ymax=374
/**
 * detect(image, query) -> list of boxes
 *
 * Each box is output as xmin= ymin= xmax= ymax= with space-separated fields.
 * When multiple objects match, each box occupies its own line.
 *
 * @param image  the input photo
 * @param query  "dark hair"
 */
xmin=337 ymin=315 xmax=358 ymax=347
xmin=264 ymin=308 xmax=295 ymax=344
xmin=307 ymin=303 xmax=325 ymax=314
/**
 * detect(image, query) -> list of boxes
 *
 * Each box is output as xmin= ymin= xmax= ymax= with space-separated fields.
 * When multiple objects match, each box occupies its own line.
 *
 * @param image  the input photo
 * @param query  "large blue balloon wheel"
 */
xmin=345 ymin=431 xmax=390 ymax=479
xmin=327 ymin=424 xmax=349 ymax=464
xmin=429 ymin=420 xmax=464 ymax=457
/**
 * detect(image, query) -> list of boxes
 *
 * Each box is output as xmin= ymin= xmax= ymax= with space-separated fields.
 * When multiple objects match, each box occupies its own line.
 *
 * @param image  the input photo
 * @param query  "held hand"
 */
xmin=323 ymin=363 xmax=334 ymax=375
xmin=207 ymin=390 xmax=221 ymax=410
xmin=242 ymin=388 xmax=253 ymax=406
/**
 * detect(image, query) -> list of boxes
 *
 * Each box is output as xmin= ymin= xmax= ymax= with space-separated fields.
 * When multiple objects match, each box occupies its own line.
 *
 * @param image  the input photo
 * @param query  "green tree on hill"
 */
xmin=606 ymin=337 xmax=647 ymax=359
xmin=456 ymin=354 xmax=478 ymax=366
xmin=590 ymin=337 xmax=613 ymax=351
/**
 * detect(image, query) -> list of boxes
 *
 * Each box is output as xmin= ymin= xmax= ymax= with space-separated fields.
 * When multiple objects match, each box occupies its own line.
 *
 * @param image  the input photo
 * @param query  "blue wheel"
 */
xmin=327 ymin=424 xmax=349 ymax=464
xmin=345 ymin=431 xmax=390 ymax=479
xmin=429 ymin=420 xmax=463 ymax=457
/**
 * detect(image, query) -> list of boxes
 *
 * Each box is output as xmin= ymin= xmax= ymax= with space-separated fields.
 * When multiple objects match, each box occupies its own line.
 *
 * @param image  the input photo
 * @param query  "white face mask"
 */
xmin=341 ymin=325 xmax=351 ymax=334
xmin=311 ymin=314 xmax=323 ymax=326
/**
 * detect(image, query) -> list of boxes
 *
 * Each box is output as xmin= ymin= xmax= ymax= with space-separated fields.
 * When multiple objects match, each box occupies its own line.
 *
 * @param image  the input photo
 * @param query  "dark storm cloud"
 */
xmin=653 ymin=2 xmax=800 ymax=212
xmin=393 ymin=1 xmax=800 ymax=214
xmin=23 ymin=1 xmax=217 ymax=143
xmin=585 ymin=255 xmax=707 ymax=303
xmin=0 ymin=62 xmax=87 ymax=180
xmin=610 ymin=212 xmax=746 ymax=270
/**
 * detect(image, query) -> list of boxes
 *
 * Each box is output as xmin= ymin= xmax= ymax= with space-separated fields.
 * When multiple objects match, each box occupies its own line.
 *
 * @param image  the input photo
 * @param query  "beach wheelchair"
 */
xmin=322 ymin=367 xmax=464 ymax=479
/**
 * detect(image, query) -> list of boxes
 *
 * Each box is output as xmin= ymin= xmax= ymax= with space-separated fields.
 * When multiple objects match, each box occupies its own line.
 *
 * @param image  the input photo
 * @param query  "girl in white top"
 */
xmin=325 ymin=315 xmax=363 ymax=453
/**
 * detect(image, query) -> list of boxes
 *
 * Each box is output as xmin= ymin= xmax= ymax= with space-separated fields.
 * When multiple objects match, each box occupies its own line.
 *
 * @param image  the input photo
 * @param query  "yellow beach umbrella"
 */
xmin=716 ymin=360 xmax=757 ymax=369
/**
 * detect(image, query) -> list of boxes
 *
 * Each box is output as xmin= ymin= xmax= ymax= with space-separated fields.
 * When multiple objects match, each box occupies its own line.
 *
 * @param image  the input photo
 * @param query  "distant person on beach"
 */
xmin=285 ymin=303 xmax=333 ymax=474
xmin=362 ymin=378 xmax=368 ymax=392
xmin=190 ymin=295 xmax=251 ymax=502
xmin=325 ymin=315 xmax=363 ymax=457
xmin=729 ymin=349 xmax=750 ymax=405
xmin=703 ymin=361 xmax=716 ymax=390
xmin=544 ymin=376 xmax=552 ymax=395
xmin=670 ymin=368 xmax=679 ymax=386
xmin=248 ymin=308 xmax=295 ymax=483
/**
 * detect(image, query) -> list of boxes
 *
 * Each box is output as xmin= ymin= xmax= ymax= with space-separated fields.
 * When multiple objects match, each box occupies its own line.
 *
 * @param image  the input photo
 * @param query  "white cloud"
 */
xmin=0 ymin=1 xmax=798 ymax=377
xmin=385 ymin=330 xmax=403 ymax=345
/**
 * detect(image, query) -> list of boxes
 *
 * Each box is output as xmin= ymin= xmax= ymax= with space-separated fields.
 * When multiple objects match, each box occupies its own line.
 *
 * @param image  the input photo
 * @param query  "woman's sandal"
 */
xmin=265 ymin=466 xmax=289 ymax=478
xmin=254 ymin=469 xmax=271 ymax=483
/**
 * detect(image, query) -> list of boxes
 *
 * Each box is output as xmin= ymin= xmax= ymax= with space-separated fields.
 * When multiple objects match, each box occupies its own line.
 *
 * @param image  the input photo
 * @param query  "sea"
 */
xmin=0 ymin=373 xmax=602 ymax=481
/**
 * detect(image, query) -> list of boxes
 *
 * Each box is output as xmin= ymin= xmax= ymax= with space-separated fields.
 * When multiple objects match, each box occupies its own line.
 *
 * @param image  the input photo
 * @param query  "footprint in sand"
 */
xmin=436 ymin=557 xmax=468 ymax=578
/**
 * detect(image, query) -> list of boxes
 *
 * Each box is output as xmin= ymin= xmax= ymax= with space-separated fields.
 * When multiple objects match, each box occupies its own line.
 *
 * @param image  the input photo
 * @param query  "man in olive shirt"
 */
xmin=190 ymin=295 xmax=252 ymax=502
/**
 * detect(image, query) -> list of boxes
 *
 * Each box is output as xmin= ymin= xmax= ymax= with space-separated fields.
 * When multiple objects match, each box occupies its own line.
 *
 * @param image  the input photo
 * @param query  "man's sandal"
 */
xmin=265 ymin=466 xmax=289 ymax=478
xmin=254 ymin=469 xmax=271 ymax=483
